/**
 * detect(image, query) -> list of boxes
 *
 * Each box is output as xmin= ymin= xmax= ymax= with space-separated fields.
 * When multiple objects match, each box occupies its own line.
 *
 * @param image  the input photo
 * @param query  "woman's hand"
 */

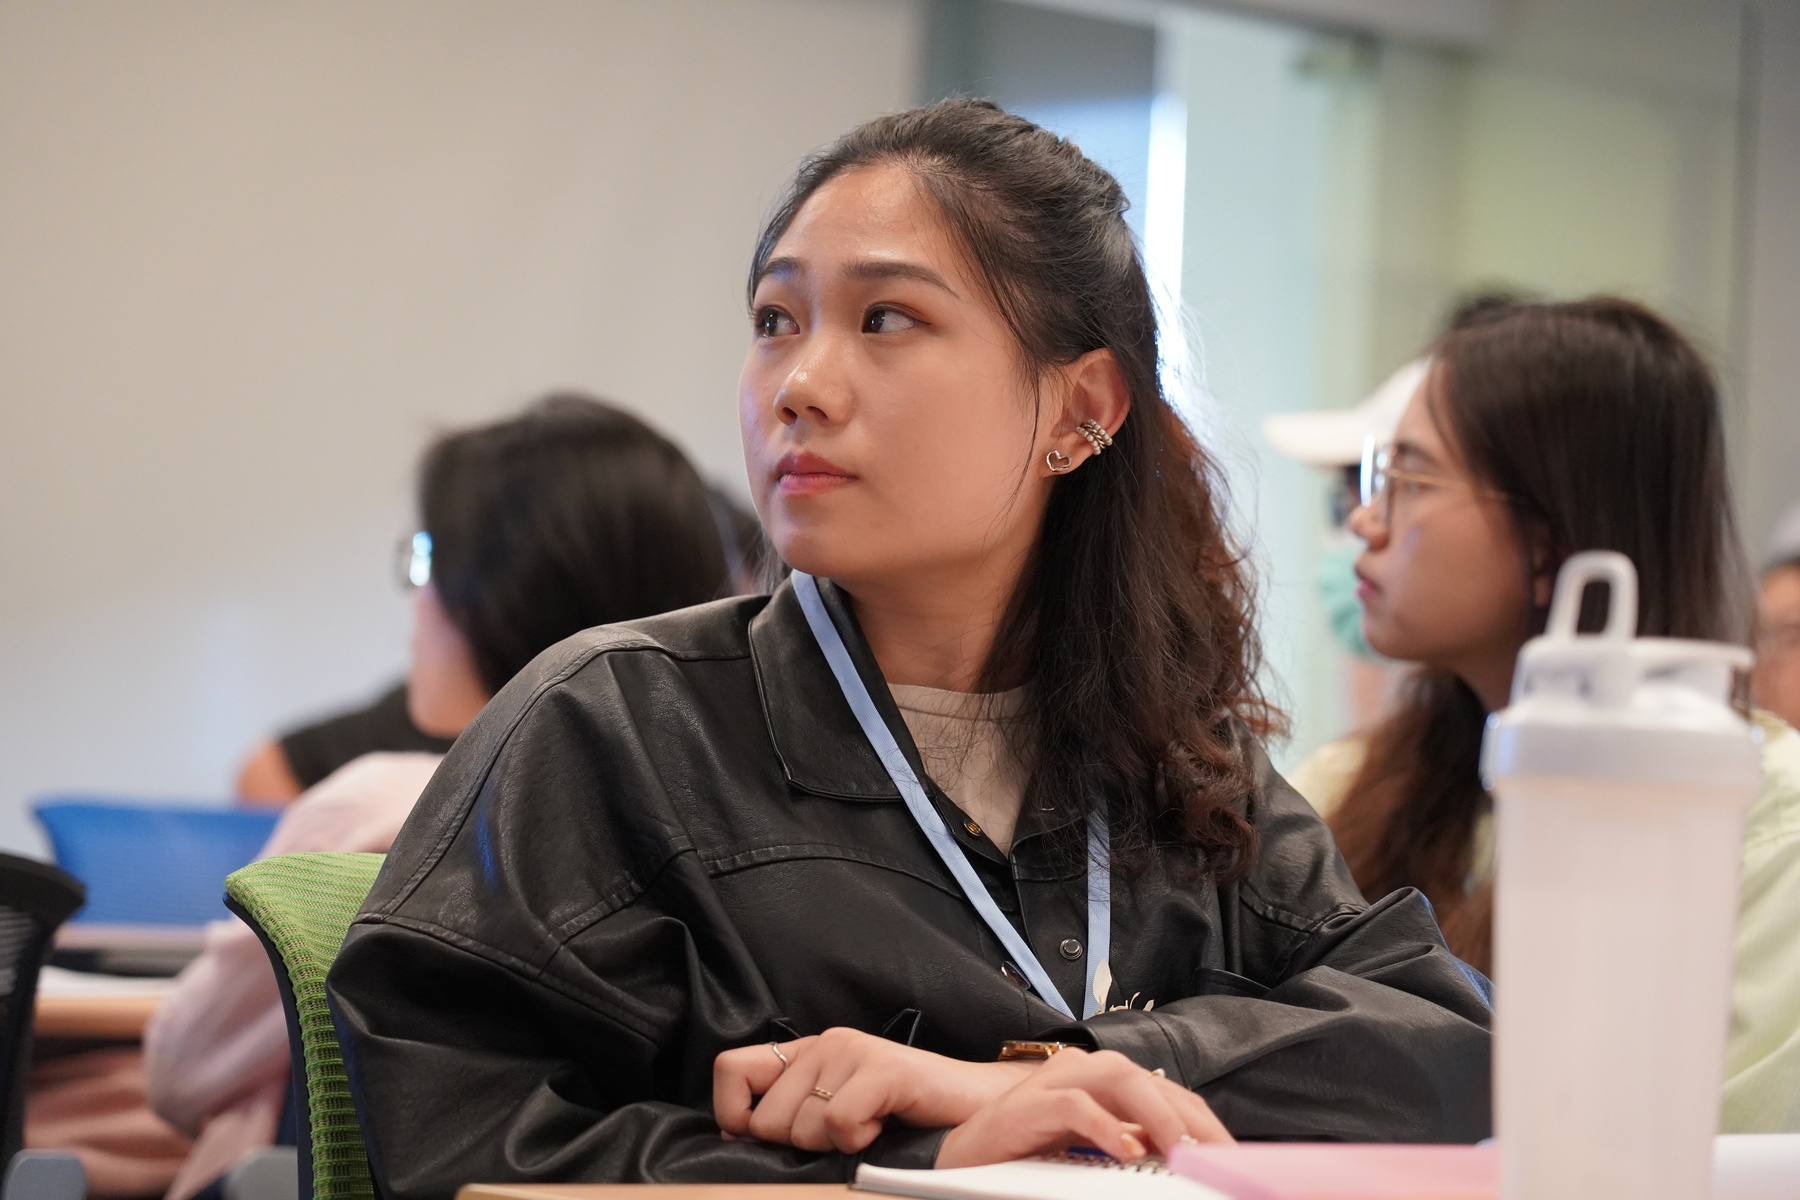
xmin=936 ymin=1046 xmax=1233 ymax=1168
xmin=714 ymin=1031 xmax=1232 ymax=1166
xmin=713 ymin=1028 xmax=1034 ymax=1154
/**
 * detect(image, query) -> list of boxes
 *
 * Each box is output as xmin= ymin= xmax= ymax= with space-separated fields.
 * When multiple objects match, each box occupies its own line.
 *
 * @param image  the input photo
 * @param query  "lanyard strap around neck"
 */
xmin=792 ymin=571 xmax=1109 ymax=1020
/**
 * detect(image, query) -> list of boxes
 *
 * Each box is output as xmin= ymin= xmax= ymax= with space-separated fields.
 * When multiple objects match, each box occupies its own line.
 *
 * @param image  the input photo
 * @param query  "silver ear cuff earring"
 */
xmin=1077 ymin=420 xmax=1114 ymax=455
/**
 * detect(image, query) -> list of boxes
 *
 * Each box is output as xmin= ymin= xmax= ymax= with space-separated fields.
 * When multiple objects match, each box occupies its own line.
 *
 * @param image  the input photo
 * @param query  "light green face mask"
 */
xmin=1319 ymin=538 xmax=1377 ymax=660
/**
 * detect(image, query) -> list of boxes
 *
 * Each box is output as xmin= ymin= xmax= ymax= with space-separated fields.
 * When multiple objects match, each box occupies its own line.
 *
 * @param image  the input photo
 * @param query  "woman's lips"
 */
xmin=775 ymin=451 xmax=856 ymax=497
xmin=1354 ymin=567 xmax=1380 ymax=603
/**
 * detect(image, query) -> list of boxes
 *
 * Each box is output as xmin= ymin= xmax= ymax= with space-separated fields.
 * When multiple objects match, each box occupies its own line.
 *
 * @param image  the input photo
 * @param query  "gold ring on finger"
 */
xmin=1149 ymin=1068 xmax=1166 ymax=1078
xmin=810 ymin=1086 xmax=835 ymax=1101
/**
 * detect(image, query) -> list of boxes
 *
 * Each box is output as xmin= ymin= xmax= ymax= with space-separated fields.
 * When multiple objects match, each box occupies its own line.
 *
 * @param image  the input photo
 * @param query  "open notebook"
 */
xmin=855 ymin=1150 xmax=1224 ymax=1200
xmin=852 ymin=1146 xmax=1487 ymax=1200
xmin=852 ymin=1136 xmax=1799 ymax=1200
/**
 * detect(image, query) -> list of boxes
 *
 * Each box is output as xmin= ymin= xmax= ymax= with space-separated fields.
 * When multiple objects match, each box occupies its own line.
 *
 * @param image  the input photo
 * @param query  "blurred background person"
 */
xmin=1263 ymin=356 xmax=1424 ymax=720
xmin=1262 ymin=354 xmax=1421 ymax=811
xmin=232 ymin=398 xmax=761 ymax=803
xmin=138 ymin=394 xmax=739 ymax=1199
xmin=1267 ymin=290 xmax=1533 ymax=805
xmin=233 ymin=685 xmax=452 ymax=805
xmin=1756 ymin=503 xmax=1800 ymax=731
xmin=1312 ymin=297 xmax=1800 ymax=1132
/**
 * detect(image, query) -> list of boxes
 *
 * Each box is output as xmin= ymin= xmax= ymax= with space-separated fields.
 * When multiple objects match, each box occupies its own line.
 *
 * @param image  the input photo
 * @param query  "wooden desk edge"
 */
xmin=35 ymin=992 xmax=165 ymax=1040
xmin=458 ymin=1186 xmax=855 ymax=1199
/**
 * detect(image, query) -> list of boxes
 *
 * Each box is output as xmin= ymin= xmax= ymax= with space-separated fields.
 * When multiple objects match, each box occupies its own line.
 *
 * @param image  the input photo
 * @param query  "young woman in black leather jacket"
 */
xmin=326 ymin=100 xmax=1493 ymax=1197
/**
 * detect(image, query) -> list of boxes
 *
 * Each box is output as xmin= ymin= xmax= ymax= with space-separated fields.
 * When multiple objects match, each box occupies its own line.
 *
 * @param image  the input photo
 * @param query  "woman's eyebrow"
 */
xmin=752 ymin=256 xmax=958 ymax=299
xmin=842 ymin=259 xmax=960 ymax=296
xmin=1390 ymin=440 xmax=1440 ymax=469
xmin=754 ymin=255 xmax=805 ymax=290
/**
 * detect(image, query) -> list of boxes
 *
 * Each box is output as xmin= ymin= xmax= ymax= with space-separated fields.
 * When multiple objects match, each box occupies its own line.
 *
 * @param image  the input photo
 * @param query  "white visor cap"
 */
xmin=1262 ymin=357 xmax=1432 ymax=468
xmin=1768 ymin=501 xmax=1800 ymax=570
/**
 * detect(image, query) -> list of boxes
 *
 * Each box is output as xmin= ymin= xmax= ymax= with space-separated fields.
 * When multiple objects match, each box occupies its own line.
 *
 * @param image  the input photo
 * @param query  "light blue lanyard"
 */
xmin=792 ymin=571 xmax=1110 ymax=1020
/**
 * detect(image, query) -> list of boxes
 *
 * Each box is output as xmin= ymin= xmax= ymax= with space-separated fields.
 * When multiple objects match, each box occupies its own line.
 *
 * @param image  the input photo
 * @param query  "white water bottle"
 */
xmin=1482 ymin=551 xmax=1761 ymax=1200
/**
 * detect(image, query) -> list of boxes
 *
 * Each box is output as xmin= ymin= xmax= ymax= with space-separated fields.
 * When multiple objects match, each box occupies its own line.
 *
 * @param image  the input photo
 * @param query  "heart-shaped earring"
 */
xmin=1045 ymin=450 xmax=1074 ymax=474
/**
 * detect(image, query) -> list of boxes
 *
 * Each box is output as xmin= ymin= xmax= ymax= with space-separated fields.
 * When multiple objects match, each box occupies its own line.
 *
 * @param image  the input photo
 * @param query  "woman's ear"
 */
xmin=1527 ymin=528 xmax=1560 ymax=610
xmin=1045 ymin=349 xmax=1130 ymax=474
xmin=1532 ymin=570 xmax=1555 ymax=609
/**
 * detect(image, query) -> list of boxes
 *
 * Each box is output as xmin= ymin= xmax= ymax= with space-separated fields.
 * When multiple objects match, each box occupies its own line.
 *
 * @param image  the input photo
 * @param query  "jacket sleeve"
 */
xmin=329 ymin=920 xmax=941 ymax=1198
xmin=1037 ymin=758 xmax=1494 ymax=1143
xmin=326 ymin=649 xmax=942 ymax=1200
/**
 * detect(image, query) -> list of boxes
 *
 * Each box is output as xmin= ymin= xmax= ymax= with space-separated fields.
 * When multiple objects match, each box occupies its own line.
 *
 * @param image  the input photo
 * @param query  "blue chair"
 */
xmin=33 ymin=800 xmax=279 ymax=926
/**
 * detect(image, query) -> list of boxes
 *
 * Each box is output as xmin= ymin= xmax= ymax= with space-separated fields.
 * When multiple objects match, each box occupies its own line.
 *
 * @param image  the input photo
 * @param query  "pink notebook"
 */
xmin=1167 ymin=1143 xmax=1497 ymax=1200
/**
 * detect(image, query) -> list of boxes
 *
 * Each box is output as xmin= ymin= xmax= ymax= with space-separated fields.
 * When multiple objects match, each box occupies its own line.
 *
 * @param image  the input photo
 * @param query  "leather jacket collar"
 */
xmin=750 ymin=577 xmax=1084 ymax=857
xmin=749 ymin=577 xmax=908 ymax=804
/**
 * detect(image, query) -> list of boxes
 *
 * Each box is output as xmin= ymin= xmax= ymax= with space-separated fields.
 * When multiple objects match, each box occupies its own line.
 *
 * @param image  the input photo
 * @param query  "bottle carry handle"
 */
xmin=1544 ymin=550 xmax=1638 ymax=643
xmin=1526 ymin=551 xmax=1751 ymax=709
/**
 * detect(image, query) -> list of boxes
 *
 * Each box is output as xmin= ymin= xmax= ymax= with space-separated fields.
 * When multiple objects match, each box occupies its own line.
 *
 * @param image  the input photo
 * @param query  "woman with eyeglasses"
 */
xmin=141 ymin=395 xmax=737 ymax=1199
xmin=1754 ymin=507 xmax=1800 ymax=731
xmin=232 ymin=398 xmax=748 ymax=803
xmin=1310 ymin=297 xmax=1800 ymax=1132
xmin=324 ymin=100 xmax=1491 ymax=1197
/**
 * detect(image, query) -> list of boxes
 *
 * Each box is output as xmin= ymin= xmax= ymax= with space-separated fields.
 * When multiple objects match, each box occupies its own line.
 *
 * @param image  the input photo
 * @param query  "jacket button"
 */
xmin=965 ymin=821 xmax=982 ymax=836
xmin=1059 ymin=938 xmax=1083 ymax=961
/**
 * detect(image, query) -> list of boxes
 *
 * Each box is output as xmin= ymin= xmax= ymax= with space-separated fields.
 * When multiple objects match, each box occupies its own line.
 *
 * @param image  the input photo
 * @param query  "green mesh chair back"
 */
xmin=225 ymin=852 xmax=385 ymax=1200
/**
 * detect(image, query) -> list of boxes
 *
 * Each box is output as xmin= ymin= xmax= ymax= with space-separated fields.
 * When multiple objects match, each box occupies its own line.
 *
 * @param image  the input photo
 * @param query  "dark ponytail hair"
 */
xmin=1330 ymin=298 xmax=1751 ymax=972
xmin=751 ymin=99 xmax=1279 ymax=875
xmin=421 ymin=394 xmax=733 ymax=694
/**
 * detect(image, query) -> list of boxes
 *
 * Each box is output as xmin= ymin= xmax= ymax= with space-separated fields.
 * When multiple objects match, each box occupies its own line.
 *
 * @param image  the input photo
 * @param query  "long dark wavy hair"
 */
xmin=750 ymin=99 xmax=1279 ymax=877
xmin=1330 ymin=298 xmax=1751 ymax=973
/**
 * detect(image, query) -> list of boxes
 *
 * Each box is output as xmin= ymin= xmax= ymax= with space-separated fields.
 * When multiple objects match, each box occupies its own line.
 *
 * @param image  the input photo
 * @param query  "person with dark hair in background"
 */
xmin=235 ymin=684 xmax=452 ymax=803
xmin=1305 ymin=298 xmax=1800 ymax=1132
xmin=1265 ymin=288 xmax=1535 ymax=782
xmin=141 ymin=394 xmax=735 ymax=1199
xmin=1755 ymin=503 xmax=1800 ymax=732
xmin=327 ymin=99 xmax=1492 ymax=1197
xmin=234 ymin=394 xmax=741 ymax=801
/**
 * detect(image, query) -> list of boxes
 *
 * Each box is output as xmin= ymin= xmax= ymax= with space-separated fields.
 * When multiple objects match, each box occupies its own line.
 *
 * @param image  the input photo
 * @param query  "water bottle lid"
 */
xmin=1481 ymin=551 xmax=1760 ymax=794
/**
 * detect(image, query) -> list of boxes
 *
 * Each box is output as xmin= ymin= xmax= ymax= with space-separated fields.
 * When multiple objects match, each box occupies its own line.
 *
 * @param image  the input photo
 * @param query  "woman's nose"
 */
xmin=773 ymin=336 xmax=853 ymax=427
xmin=1347 ymin=500 xmax=1386 ymax=547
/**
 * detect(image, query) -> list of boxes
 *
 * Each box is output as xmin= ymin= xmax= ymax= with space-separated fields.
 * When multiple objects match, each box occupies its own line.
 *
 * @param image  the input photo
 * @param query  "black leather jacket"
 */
xmin=328 ymin=580 xmax=1492 ymax=1198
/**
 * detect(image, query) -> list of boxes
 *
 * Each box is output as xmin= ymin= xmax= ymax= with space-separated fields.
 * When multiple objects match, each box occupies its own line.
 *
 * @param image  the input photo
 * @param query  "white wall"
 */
xmin=0 ymin=0 xmax=924 ymax=852
xmin=1157 ymin=7 xmax=1381 ymax=767
xmin=1741 ymin=0 xmax=1800 ymax=555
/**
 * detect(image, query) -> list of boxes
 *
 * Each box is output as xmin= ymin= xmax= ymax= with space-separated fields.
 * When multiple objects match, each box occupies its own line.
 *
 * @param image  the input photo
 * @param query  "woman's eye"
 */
xmin=864 ymin=306 xmax=919 ymax=334
xmin=1395 ymin=477 xmax=1428 ymax=496
xmin=755 ymin=308 xmax=799 ymax=338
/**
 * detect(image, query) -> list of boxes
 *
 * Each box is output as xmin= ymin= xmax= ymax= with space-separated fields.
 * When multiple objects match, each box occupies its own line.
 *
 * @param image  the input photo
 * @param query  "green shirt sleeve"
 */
xmin=1721 ymin=712 xmax=1800 ymax=1133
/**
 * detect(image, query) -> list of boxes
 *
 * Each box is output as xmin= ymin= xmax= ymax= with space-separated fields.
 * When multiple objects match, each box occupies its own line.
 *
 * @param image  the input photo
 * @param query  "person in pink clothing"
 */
xmin=145 ymin=753 xmax=443 ymax=1198
xmin=141 ymin=394 xmax=738 ymax=1200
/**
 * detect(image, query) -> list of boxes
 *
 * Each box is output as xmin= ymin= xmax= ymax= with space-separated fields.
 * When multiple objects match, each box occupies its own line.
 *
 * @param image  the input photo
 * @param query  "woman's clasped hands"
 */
xmin=712 ymin=1027 xmax=1233 ymax=1168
